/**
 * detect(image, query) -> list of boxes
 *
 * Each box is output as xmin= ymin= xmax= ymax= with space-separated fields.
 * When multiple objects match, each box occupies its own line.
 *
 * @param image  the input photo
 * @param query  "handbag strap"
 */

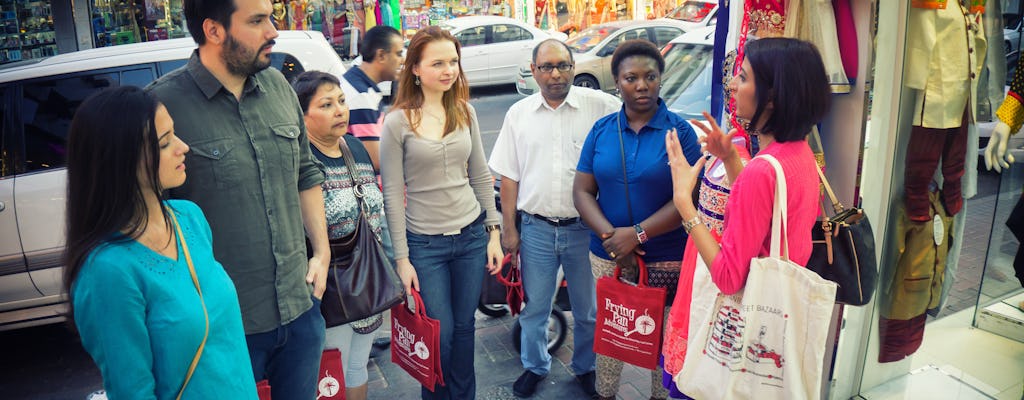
xmin=815 ymin=166 xmax=844 ymax=215
xmin=615 ymin=112 xmax=635 ymax=226
xmin=409 ymin=289 xmax=428 ymax=317
xmin=613 ymin=256 xmax=649 ymax=287
xmin=757 ymin=155 xmax=790 ymax=260
xmin=167 ymin=207 xmax=210 ymax=400
xmin=337 ymin=138 xmax=370 ymax=215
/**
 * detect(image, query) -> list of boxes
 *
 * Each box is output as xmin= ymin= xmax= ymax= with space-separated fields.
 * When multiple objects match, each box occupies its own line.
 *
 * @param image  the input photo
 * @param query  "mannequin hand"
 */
xmin=986 ymin=121 xmax=1016 ymax=172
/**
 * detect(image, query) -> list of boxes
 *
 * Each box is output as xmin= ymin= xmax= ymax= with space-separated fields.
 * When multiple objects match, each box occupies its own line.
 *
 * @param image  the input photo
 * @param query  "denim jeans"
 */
xmin=407 ymin=218 xmax=487 ymax=400
xmin=246 ymin=296 xmax=326 ymax=400
xmin=518 ymin=213 xmax=596 ymax=376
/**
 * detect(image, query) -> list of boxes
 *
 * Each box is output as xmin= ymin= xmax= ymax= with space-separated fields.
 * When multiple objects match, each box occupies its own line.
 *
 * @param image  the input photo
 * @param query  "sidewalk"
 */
xmin=364 ymin=309 xmax=659 ymax=400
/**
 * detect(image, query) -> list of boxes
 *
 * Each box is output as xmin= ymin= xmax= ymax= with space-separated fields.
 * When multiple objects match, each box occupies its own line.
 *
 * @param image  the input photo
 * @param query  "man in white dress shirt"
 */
xmin=489 ymin=39 xmax=620 ymax=399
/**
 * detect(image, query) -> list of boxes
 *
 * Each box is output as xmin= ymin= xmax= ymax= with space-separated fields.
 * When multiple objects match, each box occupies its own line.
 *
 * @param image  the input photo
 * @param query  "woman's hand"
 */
xmin=486 ymin=231 xmax=504 ymax=275
xmin=690 ymin=111 xmax=738 ymax=162
xmin=667 ymin=128 xmax=707 ymax=219
xmin=395 ymin=258 xmax=419 ymax=293
xmin=601 ymin=227 xmax=643 ymax=265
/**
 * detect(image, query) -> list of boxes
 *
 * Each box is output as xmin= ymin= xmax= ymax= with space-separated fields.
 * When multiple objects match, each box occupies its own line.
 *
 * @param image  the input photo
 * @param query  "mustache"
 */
xmin=260 ymin=40 xmax=276 ymax=51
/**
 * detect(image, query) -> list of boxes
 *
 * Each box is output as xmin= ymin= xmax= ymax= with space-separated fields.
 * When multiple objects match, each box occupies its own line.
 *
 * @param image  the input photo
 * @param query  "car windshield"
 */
xmin=661 ymin=42 xmax=714 ymax=121
xmin=566 ymin=26 xmax=620 ymax=53
xmin=668 ymin=1 xmax=716 ymax=23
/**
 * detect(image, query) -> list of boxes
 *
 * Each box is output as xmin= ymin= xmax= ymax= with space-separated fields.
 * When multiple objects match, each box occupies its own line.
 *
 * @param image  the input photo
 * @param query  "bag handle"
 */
xmin=167 ymin=207 xmax=210 ymax=400
xmin=615 ymin=112 xmax=635 ymax=226
xmin=494 ymin=253 xmax=522 ymax=288
xmin=815 ymin=166 xmax=844 ymax=215
xmin=408 ymin=289 xmax=428 ymax=317
xmin=757 ymin=155 xmax=790 ymax=260
xmin=613 ymin=257 xmax=649 ymax=288
xmin=337 ymin=138 xmax=387 ymax=248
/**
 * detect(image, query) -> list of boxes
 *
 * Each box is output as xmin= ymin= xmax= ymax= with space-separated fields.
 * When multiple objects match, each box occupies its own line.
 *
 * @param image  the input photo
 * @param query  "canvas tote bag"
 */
xmin=676 ymin=155 xmax=837 ymax=400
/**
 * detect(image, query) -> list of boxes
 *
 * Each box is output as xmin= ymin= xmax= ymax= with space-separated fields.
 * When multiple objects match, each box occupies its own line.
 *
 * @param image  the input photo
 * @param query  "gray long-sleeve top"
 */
xmin=380 ymin=103 xmax=500 ymax=260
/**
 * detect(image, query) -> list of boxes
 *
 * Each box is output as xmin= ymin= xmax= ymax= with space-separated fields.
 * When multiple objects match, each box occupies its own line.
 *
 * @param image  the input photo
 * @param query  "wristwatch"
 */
xmin=682 ymin=216 xmax=702 ymax=234
xmin=485 ymin=224 xmax=501 ymax=233
xmin=634 ymin=224 xmax=649 ymax=244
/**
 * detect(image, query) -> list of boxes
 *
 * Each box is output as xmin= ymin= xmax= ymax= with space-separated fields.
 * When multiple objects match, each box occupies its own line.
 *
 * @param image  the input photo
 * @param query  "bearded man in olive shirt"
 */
xmin=146 ymin=0 xmax=330 ymax=397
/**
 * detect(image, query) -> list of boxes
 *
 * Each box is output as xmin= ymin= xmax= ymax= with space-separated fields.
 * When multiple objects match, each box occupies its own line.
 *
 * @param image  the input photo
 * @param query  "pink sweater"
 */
xmin=711 ymin=140 xmax=820 ymax=295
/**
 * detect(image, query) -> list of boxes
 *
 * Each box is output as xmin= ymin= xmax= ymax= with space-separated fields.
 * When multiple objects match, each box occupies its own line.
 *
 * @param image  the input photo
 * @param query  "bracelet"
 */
xmin=682 ymin=216 xmax=702 ymax=234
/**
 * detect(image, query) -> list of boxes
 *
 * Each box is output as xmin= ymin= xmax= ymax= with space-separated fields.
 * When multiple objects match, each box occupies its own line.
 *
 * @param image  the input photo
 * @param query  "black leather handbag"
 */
xmin=807 ymin=167 xmax=877 ymax=306
xmin=318 ymin=139 xmax=405 ymax=327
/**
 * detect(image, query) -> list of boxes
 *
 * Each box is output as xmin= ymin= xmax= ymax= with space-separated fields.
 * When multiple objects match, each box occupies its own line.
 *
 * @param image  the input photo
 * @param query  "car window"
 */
xmin=0 ymin=86 xmax=12 ymax=177
xmin=269 ymin=52 xmax=306 ymax=83
xmin=121 ymin=68 xmax=157 ymax=87
xmin=653 ymin=28 xmax=684 ymax=48
xmin=662 ymin=43 xmax=714 ymax=120
xmin=159 ymin=59 xmax=187 ymax=75
xmin=619 ymin=28 xmax=650 ymax=43
xmin=492 ymin=24 xmax=531 ymax=43
xmin=455 ymin=26 xmax=487 ymax=47
xmin=21 ymin=72 xmax=119 ymax=172
xmin=566 ymin=26 xmax=620 ymax=53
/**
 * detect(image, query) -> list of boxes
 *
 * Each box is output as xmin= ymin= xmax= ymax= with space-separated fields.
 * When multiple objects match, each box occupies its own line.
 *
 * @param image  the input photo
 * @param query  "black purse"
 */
xmin=318 ymin=139 xmax=405 ymax=327
xmin=807 ymin=167 xmax=877 ymax=306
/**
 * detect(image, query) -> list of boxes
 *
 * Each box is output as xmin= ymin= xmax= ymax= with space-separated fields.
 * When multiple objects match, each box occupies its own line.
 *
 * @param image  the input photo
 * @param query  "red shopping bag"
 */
xmin=391 ymin=289 xmax=445 ymax=391
xmin=254 ymin=349 xmax=346 ymax=400
xmin=593 ymin=257 xmax=667 ymax=370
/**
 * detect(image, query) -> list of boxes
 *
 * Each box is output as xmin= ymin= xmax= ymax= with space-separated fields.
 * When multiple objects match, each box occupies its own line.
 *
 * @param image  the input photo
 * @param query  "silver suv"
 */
xmin=0 ymin=31 xmax=347 ymax=331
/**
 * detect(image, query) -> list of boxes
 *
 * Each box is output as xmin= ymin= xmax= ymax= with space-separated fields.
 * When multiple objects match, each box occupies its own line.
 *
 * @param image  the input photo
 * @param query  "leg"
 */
xmin=904 ymin=124 xmax=945 ymax=221
xmin=446 ymin=222 xmax=488 ymax=399
xmin=562 ymin=221 xmax=597 ymax=376
xmin=939 ymin=111 xmax=969 ymax=216
xmin=408 ymin=231 xmax=456 ymax=400
xmin=245 ymin=327 xmax=279 ymax=384
xmin=518 ymin=214 xmax=561 ymax=376
xmin=265 ymin=299 xmax=327 ymax=400
xmin=343 ymin=329 xmax=376 ymax=400
xmin=648 ymin=306 xmax=671 ymax=400
xmin=591 ymin=253 xmax=623 ymax=399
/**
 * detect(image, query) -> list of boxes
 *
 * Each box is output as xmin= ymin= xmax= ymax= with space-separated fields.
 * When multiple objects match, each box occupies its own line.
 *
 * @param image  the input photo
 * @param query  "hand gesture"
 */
xmin=666 ymin=128 xmax=707 ymax=217
xmin=690 ymin=111 xmax=738 ymax=162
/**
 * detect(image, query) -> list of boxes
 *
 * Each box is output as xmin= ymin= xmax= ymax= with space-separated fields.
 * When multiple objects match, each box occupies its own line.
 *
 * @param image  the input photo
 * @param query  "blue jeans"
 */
xmin=246 ymin=296 xmax=326 ymax=400
xmin=518 ymin=213 xmax=596 ymax=376
xmin=407 ymin=218 xmax=487 ymax=400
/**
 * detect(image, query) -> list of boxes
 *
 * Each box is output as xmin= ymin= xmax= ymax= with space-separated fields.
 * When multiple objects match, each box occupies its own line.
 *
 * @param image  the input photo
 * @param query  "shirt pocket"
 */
xmin=188 ymin=137 xmax=240 ymax=189
xmin=272 ymin=124 xmax=301 ymax=172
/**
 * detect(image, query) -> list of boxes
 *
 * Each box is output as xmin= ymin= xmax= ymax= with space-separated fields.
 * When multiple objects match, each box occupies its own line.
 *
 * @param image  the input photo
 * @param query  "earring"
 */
xmin=415 ymin=76 xmax=421 ymax=86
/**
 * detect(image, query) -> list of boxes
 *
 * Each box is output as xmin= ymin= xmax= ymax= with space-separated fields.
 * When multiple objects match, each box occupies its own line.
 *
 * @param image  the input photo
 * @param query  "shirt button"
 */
xmin=212 ymin=149 xmax=220 ymax=156
xmin=968 ymin=48 xmax=974 ymax=54
xmin=970 ymin=73 xmax=976 ymax=79
xmin=267 ymin=209 xmax=273 ymax=216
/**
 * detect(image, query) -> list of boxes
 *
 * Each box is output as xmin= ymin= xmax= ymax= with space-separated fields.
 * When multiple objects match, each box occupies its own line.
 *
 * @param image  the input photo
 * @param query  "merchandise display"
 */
xmin=90 ymin=0 xmax=186 ymax=48
xmin=0 ymin=0 xmax=57 ymax=64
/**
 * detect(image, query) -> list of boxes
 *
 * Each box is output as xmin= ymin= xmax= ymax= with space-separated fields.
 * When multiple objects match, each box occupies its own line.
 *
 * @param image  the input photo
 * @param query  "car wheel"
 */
xmin=573 ymin=75 xmax=599 ymax=90
xmin=478 ymin=301 xmax=510 ymax=317
xmin=512 ymin=306 xmax=569 ymax=354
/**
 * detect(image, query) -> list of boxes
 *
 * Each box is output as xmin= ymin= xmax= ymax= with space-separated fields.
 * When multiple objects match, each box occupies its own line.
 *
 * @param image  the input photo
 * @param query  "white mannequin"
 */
xmin=985 ymin=122 xmax=1015 ymax=172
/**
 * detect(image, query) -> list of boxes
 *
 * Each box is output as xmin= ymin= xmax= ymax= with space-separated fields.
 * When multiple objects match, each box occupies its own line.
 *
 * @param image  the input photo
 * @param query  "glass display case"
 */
xmin=973 ymin=146 xmax=1024 ymax=343
xmin=0 ymin=0 xmax=57 ymax=64
xmin=91 ymin=0 xmax=186 ymax=48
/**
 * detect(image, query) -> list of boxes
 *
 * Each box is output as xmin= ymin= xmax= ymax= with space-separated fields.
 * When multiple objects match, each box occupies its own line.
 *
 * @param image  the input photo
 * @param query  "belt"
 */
xmin=524 ymin=212 xmax=580 ymax=227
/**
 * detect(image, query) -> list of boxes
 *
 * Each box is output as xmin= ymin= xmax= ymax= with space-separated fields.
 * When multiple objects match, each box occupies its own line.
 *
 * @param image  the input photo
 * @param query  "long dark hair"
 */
xmin=744 ymin=38 xmax=831 ymax=142
xmin=391 ymin=26 xmax=471 ymax=137
xmin=64 ymin=86 xmax=169 ymax=307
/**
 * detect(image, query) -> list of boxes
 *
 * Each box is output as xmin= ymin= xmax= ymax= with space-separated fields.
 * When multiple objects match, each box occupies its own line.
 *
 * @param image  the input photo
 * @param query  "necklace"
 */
xmin=423 ymin=110 xmax=445 ymax=124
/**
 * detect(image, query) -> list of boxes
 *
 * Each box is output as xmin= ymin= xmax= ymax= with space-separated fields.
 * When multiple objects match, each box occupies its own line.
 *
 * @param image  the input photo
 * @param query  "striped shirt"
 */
xmin=341 ymin=67 xmax=385 ymax=141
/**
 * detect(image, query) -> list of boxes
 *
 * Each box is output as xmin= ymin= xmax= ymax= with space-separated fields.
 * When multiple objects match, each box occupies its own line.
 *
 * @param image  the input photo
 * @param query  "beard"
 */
xmin=223 ymin=33 xmax=274 ymax=77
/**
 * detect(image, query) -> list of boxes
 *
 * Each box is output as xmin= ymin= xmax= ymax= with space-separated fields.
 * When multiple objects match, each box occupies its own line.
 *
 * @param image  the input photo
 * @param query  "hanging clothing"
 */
xmin=884 ymin=190 xmax=954 ymax=321
xmin=785 ymin=0 xmax=851 ymax=93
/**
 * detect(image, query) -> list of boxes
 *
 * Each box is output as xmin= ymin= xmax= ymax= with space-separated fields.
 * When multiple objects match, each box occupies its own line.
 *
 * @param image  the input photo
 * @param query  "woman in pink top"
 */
xmin=666 ymin=37 xmax=831 ymax=298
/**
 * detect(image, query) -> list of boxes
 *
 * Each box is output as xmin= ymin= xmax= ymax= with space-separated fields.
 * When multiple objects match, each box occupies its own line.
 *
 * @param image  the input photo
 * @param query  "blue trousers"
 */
xmin=518 ymin=213 xmax=596 ymax=376
xmin=246 ymin=297 xmax=326 ymax=400
xmin=407 ymin=219 xmax=487 ymax=400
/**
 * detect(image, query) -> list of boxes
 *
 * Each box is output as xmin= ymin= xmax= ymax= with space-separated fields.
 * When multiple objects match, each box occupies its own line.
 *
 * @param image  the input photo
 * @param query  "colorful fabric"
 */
xmin=996 ymin=54 xmax=1024 ymax=133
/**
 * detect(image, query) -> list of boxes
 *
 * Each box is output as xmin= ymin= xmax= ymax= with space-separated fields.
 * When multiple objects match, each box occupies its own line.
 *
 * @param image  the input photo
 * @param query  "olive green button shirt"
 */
xmin=146 ymin=51 xmax=324 ymax=334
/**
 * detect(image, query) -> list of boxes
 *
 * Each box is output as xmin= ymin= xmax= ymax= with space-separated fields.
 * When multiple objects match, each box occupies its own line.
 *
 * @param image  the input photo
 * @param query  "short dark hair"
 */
xmin=611 ymin=40 xmax=664 ymax=78
xmin=361 ymin=25 xmax=402 ymax=62
xmin=291 ymin=71 xmax=341 ymax=113
xmin=532 ymin=39 xmax=574 ymax=64
xmin=64 ymin=86 xmax=167 ymax=314
xmin=184 ymin=0 xmax=236 ymax=45
xmin=745 ymin=38 xmax=831 ymax=142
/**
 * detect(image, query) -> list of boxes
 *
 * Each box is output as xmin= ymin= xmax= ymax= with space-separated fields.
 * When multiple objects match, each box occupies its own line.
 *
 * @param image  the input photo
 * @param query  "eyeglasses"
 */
xmin=536 ymin=63 xmax=574 ymax=73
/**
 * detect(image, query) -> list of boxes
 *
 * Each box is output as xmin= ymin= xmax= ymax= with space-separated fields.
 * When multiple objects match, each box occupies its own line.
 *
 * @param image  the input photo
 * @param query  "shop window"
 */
xmin=269 ymin=52 xmax=305 ymax=83
xmin=121 ymin=67 xmax=156 ymax=87
xmin=21 ymin=73 xmax=118 ymax=172
xmin=91 ymin=0 xmax=187 ymax=48
xmin=0 ymin=0 xmax=58 ymax=64
xmin=652 ymin=27 xmax=683 ymax=48
xmin=455 ymin=26 xmax=487 ymax=47
xmin=492 ymin=24 xmax=531 ymax=43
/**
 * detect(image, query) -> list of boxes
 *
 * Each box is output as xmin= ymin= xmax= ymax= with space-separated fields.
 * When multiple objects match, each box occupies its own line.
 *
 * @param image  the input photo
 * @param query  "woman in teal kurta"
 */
xmin=65 ymin=87 xmax=256 ymax=399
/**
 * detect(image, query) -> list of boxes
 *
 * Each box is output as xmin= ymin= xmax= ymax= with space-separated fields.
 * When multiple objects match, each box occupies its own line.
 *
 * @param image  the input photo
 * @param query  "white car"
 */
xmin=0 ymin=31 xmax=347 ymax=331
xmin=517 ymin=19 xmax=690 ymax=95
xmin=440 ymin=16 xmax=568 ymax=87
xmin=661 ymin=26 xmax=715 ymax=121
xmin=664 ymin=0 xmax=719 ymax=31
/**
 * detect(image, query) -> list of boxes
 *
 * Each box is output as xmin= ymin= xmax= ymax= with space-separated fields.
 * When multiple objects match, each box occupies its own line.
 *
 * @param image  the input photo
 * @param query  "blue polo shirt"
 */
xmin=576 ymin=99 xmax=703 ymax=262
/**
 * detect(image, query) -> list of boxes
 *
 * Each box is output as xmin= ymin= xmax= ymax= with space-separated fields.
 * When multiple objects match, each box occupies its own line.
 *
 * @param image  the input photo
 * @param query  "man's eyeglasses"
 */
xmin=536 ymin=63 xmax=574 ymax=73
